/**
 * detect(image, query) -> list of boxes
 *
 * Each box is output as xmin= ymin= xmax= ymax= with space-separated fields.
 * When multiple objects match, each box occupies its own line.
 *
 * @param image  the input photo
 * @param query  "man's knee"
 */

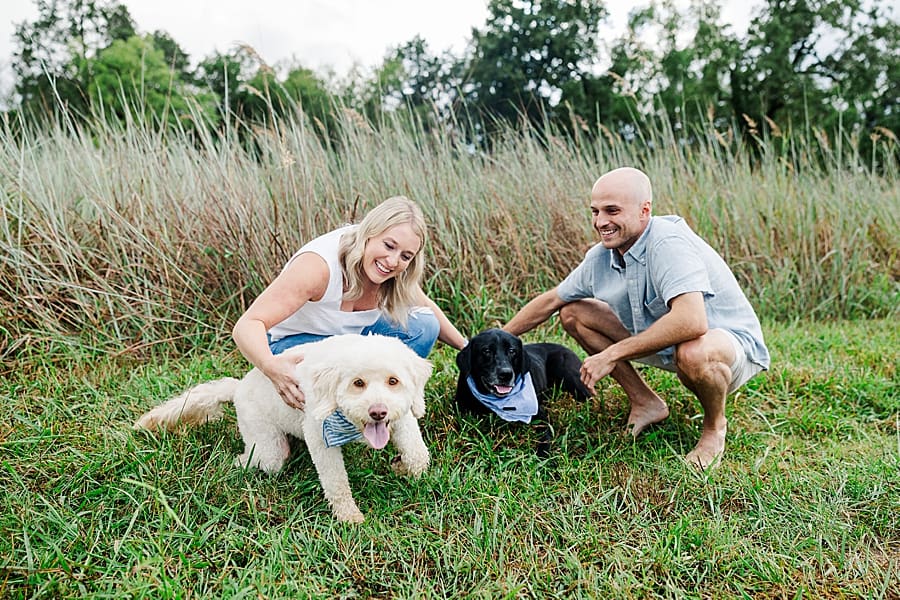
xmin=674 ymin=338 xmax=706 ymax=372
xmin=559 ymin=299 xmax=618 ymax=336
xmin=675 ymin=334 xmax=731 ymax=383
xmin=558 ymin=303 xmax=581 ymax=334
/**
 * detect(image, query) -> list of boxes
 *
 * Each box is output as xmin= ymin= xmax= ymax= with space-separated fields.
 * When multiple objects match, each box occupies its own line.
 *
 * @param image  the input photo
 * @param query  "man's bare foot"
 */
xmin=626 ymin=395 xmax=669 ymax=437
xmin=685 ymin=425 xmax=727 ymax=469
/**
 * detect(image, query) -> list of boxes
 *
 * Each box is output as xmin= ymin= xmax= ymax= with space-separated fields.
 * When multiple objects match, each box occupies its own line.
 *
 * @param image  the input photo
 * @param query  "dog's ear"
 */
xmin=406 ymin=355 xmax=433 ymax=418
xmin=512 ymin=335 xmax=526 ymax=373
xmin=455 ymin=342 xmax=471 ymax=372
xmin=304 ymin=365 xmax=343 ymax=420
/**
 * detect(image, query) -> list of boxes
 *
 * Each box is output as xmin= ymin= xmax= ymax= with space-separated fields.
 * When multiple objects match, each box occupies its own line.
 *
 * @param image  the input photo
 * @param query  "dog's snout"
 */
xmin=369 ymin=403 xmax=388 ymax=421
xmin=497 ymin=367 xmax=515 ymax=383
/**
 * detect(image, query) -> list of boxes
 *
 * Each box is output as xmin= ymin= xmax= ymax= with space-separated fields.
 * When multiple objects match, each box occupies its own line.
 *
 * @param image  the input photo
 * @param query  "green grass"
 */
xmin=1 ymin=98 xmax=898 ymax=598
xmin=1 ymin=110 xmax=897 ymax=353
xmin=1 ymin=319 xmax=897 ymax=598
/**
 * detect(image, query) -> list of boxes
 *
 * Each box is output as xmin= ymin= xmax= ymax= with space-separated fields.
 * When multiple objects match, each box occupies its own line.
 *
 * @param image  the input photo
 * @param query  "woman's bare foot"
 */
xmin=685 ymin=424 xmax=727 ymax=469
xmin=626 ymin=394 xmax=670 ymax=437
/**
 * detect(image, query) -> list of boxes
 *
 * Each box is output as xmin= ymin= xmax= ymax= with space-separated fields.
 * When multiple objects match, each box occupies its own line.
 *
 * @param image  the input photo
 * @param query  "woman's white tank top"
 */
xmin=267 ymin=225 xmax=381 ymax=341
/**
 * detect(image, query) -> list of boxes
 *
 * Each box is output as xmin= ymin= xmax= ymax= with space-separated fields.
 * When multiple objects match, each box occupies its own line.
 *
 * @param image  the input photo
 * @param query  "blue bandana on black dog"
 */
xmin=465 ymin=372 xmax=539 ymax=424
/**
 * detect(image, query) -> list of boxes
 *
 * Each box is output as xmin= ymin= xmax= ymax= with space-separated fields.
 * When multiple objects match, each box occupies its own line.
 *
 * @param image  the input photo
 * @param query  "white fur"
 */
xmin=134 ymin=334 xmax=433 ymax=523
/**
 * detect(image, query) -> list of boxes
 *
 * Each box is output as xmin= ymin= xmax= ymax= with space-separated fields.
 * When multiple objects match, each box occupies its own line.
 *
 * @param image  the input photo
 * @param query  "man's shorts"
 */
xmin=635 ymin=329 xmax=764 ymax=394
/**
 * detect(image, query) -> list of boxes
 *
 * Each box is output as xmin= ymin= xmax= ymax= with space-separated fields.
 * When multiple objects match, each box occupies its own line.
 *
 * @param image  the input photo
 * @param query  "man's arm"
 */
xmin=580 ymin=291 xmax=708 ymax=387
xmin=503 ymin=288 xmax=568 ymax=336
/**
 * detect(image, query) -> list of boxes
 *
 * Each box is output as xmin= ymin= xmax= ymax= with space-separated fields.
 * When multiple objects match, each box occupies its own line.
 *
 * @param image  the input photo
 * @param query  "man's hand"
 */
xmin=263 ymin=352 xmax=307 ymax=409
xmin=580 ymin=349 xmax=617 ymax=389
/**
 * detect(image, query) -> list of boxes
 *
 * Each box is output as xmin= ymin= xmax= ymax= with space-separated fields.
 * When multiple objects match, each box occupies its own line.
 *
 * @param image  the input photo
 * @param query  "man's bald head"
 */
xmin=591 ymin=167 xmax=653 ymax=208
xmin=589 ymin=167 xmax=654 ymax=254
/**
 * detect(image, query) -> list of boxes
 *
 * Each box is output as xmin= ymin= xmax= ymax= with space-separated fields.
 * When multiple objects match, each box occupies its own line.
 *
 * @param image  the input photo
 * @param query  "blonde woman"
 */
xmin=233 ymin=196 xmax=467 ymax=409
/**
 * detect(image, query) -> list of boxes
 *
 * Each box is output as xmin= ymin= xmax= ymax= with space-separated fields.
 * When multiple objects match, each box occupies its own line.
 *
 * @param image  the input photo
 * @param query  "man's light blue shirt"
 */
xmin=557 ymin=216 xmax=770 ymax=369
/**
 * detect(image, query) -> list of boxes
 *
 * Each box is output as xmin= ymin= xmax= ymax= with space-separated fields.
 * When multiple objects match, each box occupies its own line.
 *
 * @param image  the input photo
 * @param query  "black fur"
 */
xmin=454 ymin=328 xmax=592 ymax=455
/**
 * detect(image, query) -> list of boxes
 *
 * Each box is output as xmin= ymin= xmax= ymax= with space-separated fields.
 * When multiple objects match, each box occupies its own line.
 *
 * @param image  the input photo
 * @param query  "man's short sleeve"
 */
xmin=557 ymin=247 xmax=601 ymax=302
xmin=648 ymin=231 xmax=712 ymax=304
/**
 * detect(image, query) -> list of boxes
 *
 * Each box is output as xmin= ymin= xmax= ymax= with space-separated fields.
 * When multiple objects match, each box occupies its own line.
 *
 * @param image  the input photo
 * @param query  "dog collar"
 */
xmin=322 ymin=409 xmax=363 ymax=448
xmin=466 ymin=372 xmax=539 ymax=424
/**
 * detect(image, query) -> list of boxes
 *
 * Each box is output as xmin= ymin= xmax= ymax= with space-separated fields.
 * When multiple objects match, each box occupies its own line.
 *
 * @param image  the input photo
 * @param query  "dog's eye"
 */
xmin=387 ymin=377 xmax=399 ymax=386
xmin=353 ymin=378 xmax=366 ymax=388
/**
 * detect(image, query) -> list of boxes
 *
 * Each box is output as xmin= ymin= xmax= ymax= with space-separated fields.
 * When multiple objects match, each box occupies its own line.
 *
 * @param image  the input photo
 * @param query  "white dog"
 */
xmin=134 ymin=334 xmax=433 ymax=523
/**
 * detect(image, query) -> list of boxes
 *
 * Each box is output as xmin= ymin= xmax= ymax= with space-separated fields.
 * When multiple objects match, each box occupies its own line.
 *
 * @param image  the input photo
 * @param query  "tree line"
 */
xmin=6 ymin=0 xmax=899 ymax=163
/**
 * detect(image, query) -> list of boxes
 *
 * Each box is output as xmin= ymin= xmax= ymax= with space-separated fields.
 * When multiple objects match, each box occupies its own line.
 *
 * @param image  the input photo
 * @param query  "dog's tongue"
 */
xmin=364 ymin=421 xmax=389 ymax=449
xmin=493 ymin=385 xmax=513 ymax=395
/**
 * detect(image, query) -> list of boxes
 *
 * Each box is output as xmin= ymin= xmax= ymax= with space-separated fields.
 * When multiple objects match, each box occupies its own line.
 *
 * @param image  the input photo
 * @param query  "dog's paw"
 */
xmin=233 ymin=453 xmax=285 ymax=474
xmin=332 ymin=501 xmax=365 ymax=523
xmin=390 ymin=454 xmax=429 ymax=477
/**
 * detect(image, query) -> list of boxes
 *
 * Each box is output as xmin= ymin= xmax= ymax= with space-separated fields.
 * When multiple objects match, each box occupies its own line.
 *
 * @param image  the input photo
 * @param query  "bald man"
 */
xmin=504 ymin=167 xmax=770 ymax=468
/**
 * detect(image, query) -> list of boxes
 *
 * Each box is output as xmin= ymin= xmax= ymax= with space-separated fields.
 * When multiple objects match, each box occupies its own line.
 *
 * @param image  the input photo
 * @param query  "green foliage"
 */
xmin=732 ymin=0 xmax=899 ymax=149
xmin=0 ymin=321 xmax=897 ymax=597
xmin=87 ymin=35 xmax=218 ymax=129
xmin=361 ymin=36 xmax=466 ymax=131
xmin=148 ymin=30 xmax=193 ymax=82
xmin=0 ymin=107 xmax=897 ymax=353
xmin=12 ymin=0 xmax=138 ymax=119
xmin=602 ymin=0 xmax=741 ymax=132
xmin=193 ymin=48 xmax=340 ymax=144
xmin=6 ymin=0 xmax=898 ymax=168
xmin=465 ymin=0 xmax=606 ymax=135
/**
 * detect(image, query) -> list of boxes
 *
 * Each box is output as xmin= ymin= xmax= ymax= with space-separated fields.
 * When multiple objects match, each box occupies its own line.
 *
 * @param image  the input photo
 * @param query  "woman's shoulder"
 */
xmin=295 ymin=224 xmax=354 ymax=256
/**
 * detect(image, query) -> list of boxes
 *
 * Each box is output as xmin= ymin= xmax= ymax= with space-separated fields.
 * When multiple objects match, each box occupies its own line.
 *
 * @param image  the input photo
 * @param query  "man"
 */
xmin=503 ymin=167 xmax=770 ymax=468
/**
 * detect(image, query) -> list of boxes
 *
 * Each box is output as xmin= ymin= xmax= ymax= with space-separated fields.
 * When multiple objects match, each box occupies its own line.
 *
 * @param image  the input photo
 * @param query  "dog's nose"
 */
xmin=497 ymin=368 xmax=515 ymax=383
xmin=369 ymin=403 xmax=388 ymax=421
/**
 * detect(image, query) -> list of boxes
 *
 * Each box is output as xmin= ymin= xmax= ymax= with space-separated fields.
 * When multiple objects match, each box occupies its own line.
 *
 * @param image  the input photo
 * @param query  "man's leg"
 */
xmin=558 ymin=299 xmax=670 ymax=436
xmin=673 ymin=329 xmax=736 ymax=469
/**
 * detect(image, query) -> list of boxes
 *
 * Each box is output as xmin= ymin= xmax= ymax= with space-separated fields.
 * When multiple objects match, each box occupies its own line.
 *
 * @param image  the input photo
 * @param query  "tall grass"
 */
xmin=1 ymin=106 xmax=898 ymax=597
xmin=1 ymin=107 xmax=897 ymax=358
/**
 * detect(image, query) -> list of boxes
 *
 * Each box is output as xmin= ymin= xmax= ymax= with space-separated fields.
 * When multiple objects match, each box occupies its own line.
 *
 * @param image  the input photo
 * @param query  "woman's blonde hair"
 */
xmin=339 ymin=196 xmax=427 ymax=326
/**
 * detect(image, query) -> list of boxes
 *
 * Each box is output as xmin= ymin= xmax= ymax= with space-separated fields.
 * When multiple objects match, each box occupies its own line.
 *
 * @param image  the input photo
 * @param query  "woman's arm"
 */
xmin=417 ymin=290 xmax=468 ymax=350
xmin=232 ymin=252 xmax=330 ymax=408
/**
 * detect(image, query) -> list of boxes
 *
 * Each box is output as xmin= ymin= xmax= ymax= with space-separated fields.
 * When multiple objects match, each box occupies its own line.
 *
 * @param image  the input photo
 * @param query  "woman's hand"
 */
xmin=263 ymin=352 xmax=307 ymax=409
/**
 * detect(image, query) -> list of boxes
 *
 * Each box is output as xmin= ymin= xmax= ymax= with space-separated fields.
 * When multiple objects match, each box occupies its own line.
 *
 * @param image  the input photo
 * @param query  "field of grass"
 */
xmin=1 ymin=109 xmax=898 ymax=598
xmin=0 ymin=318 xmax=897 ymax=598
xmin=1 ymin=110 xmax=897 ymax=352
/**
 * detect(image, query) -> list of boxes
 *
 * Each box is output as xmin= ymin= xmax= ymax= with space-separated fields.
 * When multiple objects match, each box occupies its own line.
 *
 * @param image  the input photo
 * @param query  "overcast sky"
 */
xmin=1 ymin=0 xmax=761 ymax=100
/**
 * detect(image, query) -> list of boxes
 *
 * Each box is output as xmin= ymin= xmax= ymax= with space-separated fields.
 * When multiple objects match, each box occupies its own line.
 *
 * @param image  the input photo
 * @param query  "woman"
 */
xmin=233 ymin=196 xmax=467 ymax=409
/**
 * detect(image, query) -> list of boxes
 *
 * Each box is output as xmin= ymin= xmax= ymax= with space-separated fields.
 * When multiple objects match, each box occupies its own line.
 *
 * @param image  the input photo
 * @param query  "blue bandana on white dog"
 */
xmin=322 ymin=409 xmax=363 ymax=448
xmin=466 ymin=372 xmax=539 ymax=424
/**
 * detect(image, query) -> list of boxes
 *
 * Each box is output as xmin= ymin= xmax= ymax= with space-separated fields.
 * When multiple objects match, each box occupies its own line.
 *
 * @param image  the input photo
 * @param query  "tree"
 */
xmin=195 ymin=48 xmax=257 ymax=119
xmin=731 ymin=0 xmax=900 ymax=140
xmin=282 ymin=65 xmax=339 ymax=139
xmin=149 ymin=30 xmax=192 ymax=82
xmin=600 ymin=0 xmax=742 ymax=136
xmin=87 ymin=34 xmax=218 ymax=128
xmin=362 ymin=36 xmax=467 ymax=130
xmin=464 ymin=0 xmax=607 ymax=135
xmin=12 ymin=0 xmax=137 ymax=118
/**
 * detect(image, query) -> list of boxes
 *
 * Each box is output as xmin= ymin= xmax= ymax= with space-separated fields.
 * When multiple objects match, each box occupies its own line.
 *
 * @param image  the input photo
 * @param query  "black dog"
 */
xmin=455 ymin=328 xmax=592 ymax=455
